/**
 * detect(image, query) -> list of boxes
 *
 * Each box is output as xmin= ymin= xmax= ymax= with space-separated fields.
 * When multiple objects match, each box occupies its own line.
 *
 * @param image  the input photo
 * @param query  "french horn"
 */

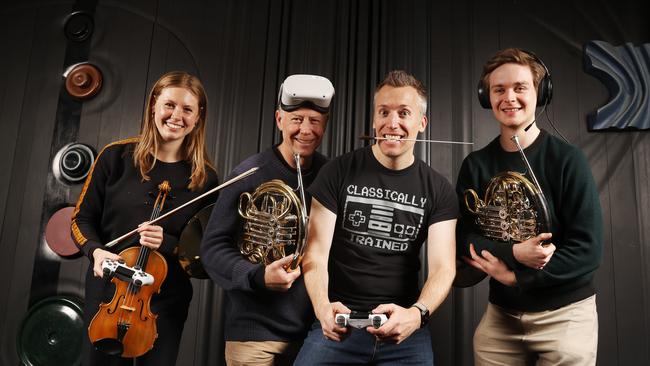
xmin=177 ymin=204 xmax=213 ymax=279
xmin=464 ymin=171 xmax=545 ymax=243
xmin=237 ymin=154 xmax=308 ymax=271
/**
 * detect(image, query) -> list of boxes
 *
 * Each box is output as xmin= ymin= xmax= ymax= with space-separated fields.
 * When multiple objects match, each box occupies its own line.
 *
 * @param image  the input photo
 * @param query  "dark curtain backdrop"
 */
xmin=1 ymin=0 xmax=649 ymax=365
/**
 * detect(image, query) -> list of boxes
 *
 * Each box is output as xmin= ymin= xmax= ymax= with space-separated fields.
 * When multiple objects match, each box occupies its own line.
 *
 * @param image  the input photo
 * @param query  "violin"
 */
xmin=84 ymin=167 xmax=260 ymax=356
xmin=88 ymin=181 xmax=171 ymax=357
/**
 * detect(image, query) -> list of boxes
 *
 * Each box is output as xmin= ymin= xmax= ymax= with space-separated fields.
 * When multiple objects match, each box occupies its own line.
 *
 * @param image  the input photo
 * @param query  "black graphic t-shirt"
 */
xmin=308 ymin=146 xmax=458 ymax=310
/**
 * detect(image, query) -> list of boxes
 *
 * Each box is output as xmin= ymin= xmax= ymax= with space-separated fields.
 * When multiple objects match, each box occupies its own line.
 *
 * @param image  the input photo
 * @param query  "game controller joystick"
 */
xmin=335 ymin=311 xmax=388 ymax=329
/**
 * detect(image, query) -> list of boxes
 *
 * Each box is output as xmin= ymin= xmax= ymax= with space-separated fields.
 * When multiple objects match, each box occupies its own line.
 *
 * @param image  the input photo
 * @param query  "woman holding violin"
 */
xmin=71 ymin=71 xmax=219 ymax=365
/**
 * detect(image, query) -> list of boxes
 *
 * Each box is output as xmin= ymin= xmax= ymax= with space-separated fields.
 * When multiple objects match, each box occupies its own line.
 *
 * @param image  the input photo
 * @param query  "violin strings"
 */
xmin=119 ymin=190 xmax=159 ymax=329
xmin=118 ymin=183 xmax=171 ymax=334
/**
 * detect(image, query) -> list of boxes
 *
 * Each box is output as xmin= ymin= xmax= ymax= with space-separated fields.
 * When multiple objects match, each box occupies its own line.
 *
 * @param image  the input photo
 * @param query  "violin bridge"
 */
xmin=120 ymin=305 xmax=136 ymax=312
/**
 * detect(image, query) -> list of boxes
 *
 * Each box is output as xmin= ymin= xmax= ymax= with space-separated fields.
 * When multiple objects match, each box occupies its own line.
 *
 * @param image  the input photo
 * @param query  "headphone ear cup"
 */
xmin=536 ymin=76 xmax=553 ymax=107
xmin=477 ymin=80 xmax=492 ymax=109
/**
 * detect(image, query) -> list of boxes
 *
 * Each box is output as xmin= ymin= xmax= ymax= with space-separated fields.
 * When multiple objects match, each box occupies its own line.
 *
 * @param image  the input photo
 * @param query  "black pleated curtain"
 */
xmin=0 ymin=0 xmax=649 ymax=365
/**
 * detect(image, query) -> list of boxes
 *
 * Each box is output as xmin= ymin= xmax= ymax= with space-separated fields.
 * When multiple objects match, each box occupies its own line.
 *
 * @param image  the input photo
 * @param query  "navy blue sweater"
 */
xmin=200 ymin=146 xmax=327 ymax=341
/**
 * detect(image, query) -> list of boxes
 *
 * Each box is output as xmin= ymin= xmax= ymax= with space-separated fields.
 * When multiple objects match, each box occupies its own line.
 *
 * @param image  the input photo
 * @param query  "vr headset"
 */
xmin=278 ymin=74 xmax=335 ymax=114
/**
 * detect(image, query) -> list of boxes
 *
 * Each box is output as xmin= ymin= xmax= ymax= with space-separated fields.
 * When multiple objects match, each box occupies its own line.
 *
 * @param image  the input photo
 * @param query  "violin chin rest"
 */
xmin=93 ymin=338 xmax=124 ymax=356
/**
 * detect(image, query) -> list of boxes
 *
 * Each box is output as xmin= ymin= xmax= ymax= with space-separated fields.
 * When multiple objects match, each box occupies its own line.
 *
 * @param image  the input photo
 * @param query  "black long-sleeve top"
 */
xmin=72 ymin=138 xmax=219 ymax=307
xmin=200 ymin=146 xmax=327 ymax=341
xmin=456 ymin=130 xmax=603 ymax=311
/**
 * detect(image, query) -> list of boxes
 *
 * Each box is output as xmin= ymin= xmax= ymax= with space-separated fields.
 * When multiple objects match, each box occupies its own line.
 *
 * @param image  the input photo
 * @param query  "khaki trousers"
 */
xmin=474 ymin=295 xmax=598 ymax=366
xmin=225 ymin=340 xmax=302 ymax=366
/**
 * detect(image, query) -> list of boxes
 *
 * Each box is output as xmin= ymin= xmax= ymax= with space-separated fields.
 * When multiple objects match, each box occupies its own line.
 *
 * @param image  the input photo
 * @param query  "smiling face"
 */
xmin=275 ymin=107 xmax=327 ymax=167
xmin=372 ymin=85 xmax=427 ymax=168
xmin=153 ymin=87 xmax=200 ymax=146
xmin=488 ymin=63 xmax=537 ymax=129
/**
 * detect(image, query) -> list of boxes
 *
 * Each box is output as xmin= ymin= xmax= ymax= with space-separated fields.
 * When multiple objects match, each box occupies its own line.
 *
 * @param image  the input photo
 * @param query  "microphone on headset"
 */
xmin=524 ymin=119 xmax=536 ymax=132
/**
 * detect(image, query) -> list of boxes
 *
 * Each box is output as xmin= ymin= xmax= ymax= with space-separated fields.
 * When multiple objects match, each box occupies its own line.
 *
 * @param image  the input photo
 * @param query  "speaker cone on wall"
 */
xmin=45 ymin=206 xmax=81 ymax=258
xmin=63 ymin=62 xmax=103 ymax=100
xmin=52 ymin=143 xmax=95 ymax=185
xmin=63 ymin=11 xmax=94 ymax=42
xmin=17 ymin=296 xmax=84 ymax=366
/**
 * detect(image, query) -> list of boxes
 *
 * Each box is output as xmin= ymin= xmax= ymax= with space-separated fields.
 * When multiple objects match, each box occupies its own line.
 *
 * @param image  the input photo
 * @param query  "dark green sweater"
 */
xmin=456 ymin=130 xmax=603 ymax=311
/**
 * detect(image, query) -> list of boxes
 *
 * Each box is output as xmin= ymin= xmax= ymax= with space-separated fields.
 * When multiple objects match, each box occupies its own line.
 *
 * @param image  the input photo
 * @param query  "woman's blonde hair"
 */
xmin=133 ymin=71 xmax=215 ymax=191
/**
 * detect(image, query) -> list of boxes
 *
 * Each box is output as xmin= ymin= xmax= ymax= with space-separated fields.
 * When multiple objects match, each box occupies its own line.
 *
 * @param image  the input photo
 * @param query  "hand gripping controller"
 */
xmin=102 ymin=259 xmax=154 ymax=286
xmin=335 ymin=311 xmax=388 ymax=329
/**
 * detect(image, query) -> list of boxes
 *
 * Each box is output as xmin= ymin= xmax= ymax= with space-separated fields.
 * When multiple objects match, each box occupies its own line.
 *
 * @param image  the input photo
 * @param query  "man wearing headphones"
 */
xmin=201 ymin=74 xmax=334 ymax=365
xmin=456 ymin=48 xmax=603 ymax=365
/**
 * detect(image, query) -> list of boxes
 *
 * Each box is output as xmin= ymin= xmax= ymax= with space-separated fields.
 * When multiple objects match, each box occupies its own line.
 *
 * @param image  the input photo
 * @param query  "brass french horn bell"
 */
xmin=464 ymin=171 xmax=542 ymax=243
xmin=237 ymin=153 xmax=308 ymax=270
xmin=237 ymin=179 xmax=306 ymax=266
xmin=177 ymin=204 xmax=214 ymax=279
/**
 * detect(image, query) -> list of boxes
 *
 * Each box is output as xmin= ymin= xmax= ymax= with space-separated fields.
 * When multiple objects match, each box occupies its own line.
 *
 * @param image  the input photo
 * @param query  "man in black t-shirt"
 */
xmin=294 ymin=70 xmax=458 ymax=365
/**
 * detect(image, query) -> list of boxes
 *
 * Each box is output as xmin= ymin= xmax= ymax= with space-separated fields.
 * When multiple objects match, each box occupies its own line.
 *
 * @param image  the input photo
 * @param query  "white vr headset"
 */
xmin=278 ymin=74 xmax=335 ymax=113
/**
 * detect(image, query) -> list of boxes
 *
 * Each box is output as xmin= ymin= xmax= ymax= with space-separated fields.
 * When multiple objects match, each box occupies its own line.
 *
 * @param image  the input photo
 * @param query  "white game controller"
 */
xmin=102 ymin=259 xmax=154 ymax=286
xmin=335 ymin=311 xmax=388 ymax=329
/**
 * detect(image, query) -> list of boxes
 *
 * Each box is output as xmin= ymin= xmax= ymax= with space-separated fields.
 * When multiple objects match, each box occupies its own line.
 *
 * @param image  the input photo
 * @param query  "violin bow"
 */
xmin=106 ymin=166 xmax=259 ymax=248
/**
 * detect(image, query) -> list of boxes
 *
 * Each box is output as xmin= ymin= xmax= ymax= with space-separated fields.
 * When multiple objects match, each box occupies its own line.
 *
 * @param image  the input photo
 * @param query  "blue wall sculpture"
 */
xmin=584 ymin=41 xmax=650 ymax=130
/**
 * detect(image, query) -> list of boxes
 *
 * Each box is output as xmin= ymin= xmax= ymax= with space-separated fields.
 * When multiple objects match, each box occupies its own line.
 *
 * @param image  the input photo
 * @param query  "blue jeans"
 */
xmin=294 ymin=320 xmax=434 ymax=365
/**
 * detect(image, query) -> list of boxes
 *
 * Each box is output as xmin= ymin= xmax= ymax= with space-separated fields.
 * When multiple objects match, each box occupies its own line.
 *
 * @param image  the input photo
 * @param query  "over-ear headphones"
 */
xmin=477 ymin=50 xmax=553 ymax=109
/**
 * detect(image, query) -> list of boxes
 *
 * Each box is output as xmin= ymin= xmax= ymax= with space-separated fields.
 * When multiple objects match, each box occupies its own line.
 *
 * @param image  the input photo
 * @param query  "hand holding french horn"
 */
xmin=466 ymin=244 xmax=517 ymax=287
xmin=513 ymin=232 xmax=555 ymax=269
xmin=264 ymin=255 xmax=302 ymax=291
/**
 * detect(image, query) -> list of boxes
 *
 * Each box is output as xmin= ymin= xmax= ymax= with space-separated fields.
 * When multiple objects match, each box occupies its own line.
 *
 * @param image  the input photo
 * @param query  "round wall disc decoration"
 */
xmin=63 ymin=11 xmax=94 ymax=42
xmin=17 ymin=296 xmax=84 ymax=366
xmin=52 ymin=142 xmax=96 ymax=185
xmin=45 ymin=206 xmax=80 ymax=257
xmin=64 ymin=63 xmax=103 ymax=99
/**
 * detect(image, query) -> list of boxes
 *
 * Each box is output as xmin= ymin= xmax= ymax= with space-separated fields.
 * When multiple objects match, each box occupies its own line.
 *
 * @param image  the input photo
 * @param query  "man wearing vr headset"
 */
xmin=456 ymin=48 xmax=602 ymax=365
xmin=294 ymin=70 xmax=458 ymax=365
xmin=201 ymin=74 xmax=334 ymax=365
